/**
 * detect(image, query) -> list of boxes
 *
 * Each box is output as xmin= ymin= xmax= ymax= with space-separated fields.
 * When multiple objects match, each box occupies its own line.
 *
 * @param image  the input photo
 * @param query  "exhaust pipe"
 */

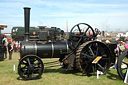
xmin=24 ymin=7 xmax=31 ymax=41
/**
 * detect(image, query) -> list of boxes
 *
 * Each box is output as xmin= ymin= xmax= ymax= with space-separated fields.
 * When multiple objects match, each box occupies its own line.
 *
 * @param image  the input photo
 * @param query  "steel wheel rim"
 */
xmin=18 ymin=55 xmax=44 ymax=80
xmin=76 ymin=41 xmax=111 ymax=75
xmin=121 ymin=60 xmax=127 ymax=77
xmin=117 ymin=51 xmax=128 ymax=80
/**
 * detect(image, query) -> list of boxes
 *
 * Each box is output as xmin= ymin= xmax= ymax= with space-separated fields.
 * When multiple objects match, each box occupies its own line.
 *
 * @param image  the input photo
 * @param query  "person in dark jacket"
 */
xmin=8 ymin=41 xmax=13 ymax=60
xmin=3 ymin=40 xmax=7 ymax=59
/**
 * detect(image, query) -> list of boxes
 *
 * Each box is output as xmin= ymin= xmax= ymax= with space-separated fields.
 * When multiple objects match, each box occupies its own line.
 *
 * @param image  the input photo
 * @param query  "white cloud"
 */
xmin=1 ymin=0 xmax=128 ymax=33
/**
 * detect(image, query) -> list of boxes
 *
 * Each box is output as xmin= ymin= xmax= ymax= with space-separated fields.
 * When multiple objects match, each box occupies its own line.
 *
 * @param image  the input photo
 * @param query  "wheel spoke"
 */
xmin=81 ymin=61 xmax=89 ymax=65
xmin=34 ymin=67 xmax=41 ymax=70
xmin=33 ymin=61 xmax=40 ymax=66
xmin=101 ymin=58 xmax=109 ymax=60
xmin=81 ymin=53 xmax=93 ymax=58
xmin=77 ymin=25 xmax=81 ymax=32
xmin=22 ymin=70 xmax=27 ymax=75
xmin=21 ymin=61 xmax=27 ymax=65
xmin=89 ymin=46 xmax=95 ymax=56
xmin=92 ymin=65 xmax=96 ymax=74
xmin=27 ymin=73 xmax=30 ymax=79
xmin=21 ymin=66 xmax=27 ymax=69
xmin=100 ymin=48 xmax=106 ymax=55
xmin=96 ymin=46 xmax=99 ymax=56
xmin=97 ymin=63 xmax=105 ymax=71
xmin=27 ymin=58 xmax=32 ymax=67
xmin=32 ymin=73 xmax=35 ymax=78
xmin=102 ymin=54 xmax=107 ymax=57
xmin=83 ymin=64 xmax=89 ymax=71
xmin=85 ymin=27 xmax=89 ymax=35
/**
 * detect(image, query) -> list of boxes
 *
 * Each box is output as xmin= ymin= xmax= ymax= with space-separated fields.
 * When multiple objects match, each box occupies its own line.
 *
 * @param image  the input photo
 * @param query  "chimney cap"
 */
xmin=23 ymin=7 xmax=31 ymax=9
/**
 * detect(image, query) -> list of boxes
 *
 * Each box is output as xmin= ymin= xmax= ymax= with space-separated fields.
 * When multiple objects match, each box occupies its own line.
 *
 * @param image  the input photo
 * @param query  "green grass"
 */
xmin=0 ymin=52 xmax=125 ymax=85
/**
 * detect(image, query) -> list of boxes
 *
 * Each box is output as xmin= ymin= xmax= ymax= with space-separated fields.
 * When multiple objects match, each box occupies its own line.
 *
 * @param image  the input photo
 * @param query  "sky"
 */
xmin=0 ymin=0 xmax=128 ymax=33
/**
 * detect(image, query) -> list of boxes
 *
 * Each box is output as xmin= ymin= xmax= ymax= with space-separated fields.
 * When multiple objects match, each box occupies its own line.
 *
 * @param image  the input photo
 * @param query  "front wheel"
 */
xmin=18 ymin=55 xmax=44 ymax=80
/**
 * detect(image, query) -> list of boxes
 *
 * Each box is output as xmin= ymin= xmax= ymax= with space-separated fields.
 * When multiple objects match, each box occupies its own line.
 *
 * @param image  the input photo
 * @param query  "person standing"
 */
xmin=8 ymin=41 xmax=13 ymax=60
xmin=13 ymin=41 xmax=17 ymax=52
xmin=118 ymin=41 xmax=125 ymax=55
xmin=3 ymin=40 xmax=7 ymax=59
xmin=2 ymin=35 xmax=7 ymax=44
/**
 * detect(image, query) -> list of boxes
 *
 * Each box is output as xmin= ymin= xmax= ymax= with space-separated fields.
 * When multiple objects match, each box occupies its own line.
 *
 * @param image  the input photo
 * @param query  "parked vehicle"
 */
xmin=18 ymin=7 xmax=117 ymax=80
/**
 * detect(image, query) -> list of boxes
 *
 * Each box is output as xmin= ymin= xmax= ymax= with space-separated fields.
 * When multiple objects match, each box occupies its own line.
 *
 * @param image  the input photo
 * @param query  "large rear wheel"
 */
xmin=76 ymin=41 xmax=111 ymax=75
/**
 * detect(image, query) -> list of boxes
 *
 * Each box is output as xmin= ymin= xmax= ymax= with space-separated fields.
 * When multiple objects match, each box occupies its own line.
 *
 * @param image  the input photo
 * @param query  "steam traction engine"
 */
xmin=18 ymin=7 xmax=115 ymax=80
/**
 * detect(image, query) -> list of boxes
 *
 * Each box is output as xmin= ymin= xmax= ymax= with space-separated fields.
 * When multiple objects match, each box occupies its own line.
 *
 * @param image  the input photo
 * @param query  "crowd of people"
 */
xmin=104 ymin=39 xmax=128 ymax=69
xmin=105 ymin=39 xmax=128 ymax=56
xmin=2 ymin=36 xmax=20 ymax=60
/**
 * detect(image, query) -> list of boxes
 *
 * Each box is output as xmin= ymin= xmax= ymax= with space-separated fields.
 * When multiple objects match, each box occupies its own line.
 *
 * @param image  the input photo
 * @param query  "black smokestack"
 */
xmin=24 ymin=7 xmax=31 ymax=41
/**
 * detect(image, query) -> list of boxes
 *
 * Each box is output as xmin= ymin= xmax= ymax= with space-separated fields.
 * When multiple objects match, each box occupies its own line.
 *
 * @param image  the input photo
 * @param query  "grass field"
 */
xmin=0 ymin=52 xmax=125 ymax=85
